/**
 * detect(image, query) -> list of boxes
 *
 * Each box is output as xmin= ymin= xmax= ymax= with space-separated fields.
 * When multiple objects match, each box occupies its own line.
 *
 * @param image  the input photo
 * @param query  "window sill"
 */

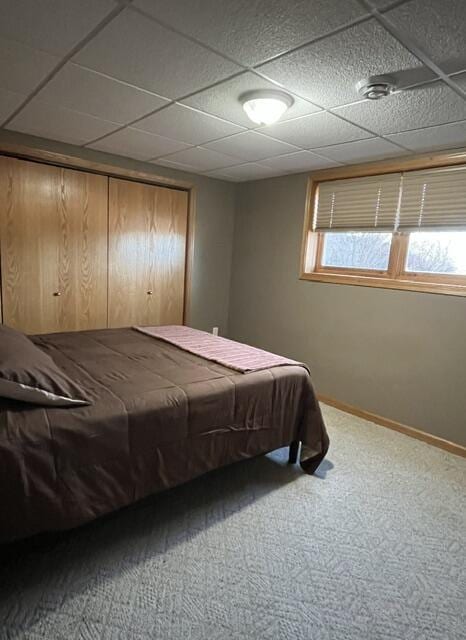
xmin=300 ymin=271 xmax=466 ymax=297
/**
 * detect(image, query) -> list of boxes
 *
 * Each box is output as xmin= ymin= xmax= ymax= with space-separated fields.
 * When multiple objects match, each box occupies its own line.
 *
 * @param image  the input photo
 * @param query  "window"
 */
xmin=320 ymin=232 xmax=392 ymax=271
xmin=302 ymin=162 xmax=466 ymax=296
xmin=405 ymin=231 xmax=466 ymax=275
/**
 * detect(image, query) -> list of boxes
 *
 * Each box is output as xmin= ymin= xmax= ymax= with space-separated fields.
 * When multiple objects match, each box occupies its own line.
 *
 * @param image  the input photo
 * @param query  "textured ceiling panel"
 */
xmin=312 ymin=137 xmax=407 ymax=163
xmin=0 ymin=0 xmax=116 ymax=56
xmin=262 ymin=112 xmax=371 ymax=148
xmin=7 ymin=100 xmax=120 ymax=146
xmin=88 ymin=127 xmax=191 ymax=161
xmin=2 ymin=0 xmax=466 ymax=182
xmin=135 ymin=104 xmax=244 ymax=145
xmin=156 ymin=146 xmax=239 ymax=171
xmin=182 ymin=72 xmax=320 ymax=128
xmin=0 ymin=36 xmax=58 ymax=95
xmin=260 ymin=151 xmax=340 ymax=172
xmin=74 ymin=10 xmax=240 ymax=98
xmin=0 ymin=88 xmax=26 ymax=124
xmin=153 ymin=157 xmax=204 ymax=173
xmin=451 ymin=71 xmax=466 ymax=93
xmin=204 ymin=131 xmax=299 ymax=161
xmin=366 ymin=0 xmax=401 ymax=7
xmin=36 ymin=64 xmax=170 ymax=126
xmin=207 ymin=163 xmax=280 ymax=181
xmin=334 ymin=82 xmax=466 ymax=135
xmin=386 ymin=121 xmax=466 ymax=152
xmin=259 ymin=19 xmax=434 ymax=109
xmin=133 ymin=0 xmax=367 ymax=66
xmin=385 ymin=0 xmax=466 ymax=75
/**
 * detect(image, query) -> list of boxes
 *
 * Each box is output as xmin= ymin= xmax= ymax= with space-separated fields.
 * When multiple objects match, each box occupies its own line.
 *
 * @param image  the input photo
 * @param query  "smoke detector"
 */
xmin=356 ymin=75 xmax=396 ymax=100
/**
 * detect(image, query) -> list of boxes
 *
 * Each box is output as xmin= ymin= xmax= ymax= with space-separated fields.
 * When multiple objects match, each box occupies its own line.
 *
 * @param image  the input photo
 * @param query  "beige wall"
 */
xmin=2 ymin=130 xmax=465 ymax=446
xmin=229 ymin=172 xmax=466 ymax=446
xmin=0 ymin=130 xmax=236 ymax=335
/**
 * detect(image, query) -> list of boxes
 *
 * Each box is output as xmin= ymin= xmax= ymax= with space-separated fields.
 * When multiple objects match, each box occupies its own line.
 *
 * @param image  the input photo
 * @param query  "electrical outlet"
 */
xmin=212 ymin=327 xmax=219 ymax=336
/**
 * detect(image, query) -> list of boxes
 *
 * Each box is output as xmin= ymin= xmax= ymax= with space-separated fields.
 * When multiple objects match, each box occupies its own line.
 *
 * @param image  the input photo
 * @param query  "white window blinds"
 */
xmin=313 ymin=164 xmax=466 ymax=232
xmin=313 ymin=173 xmax=402 ymax=231
xmin=397 ymin=165 xmax=466 ymax=230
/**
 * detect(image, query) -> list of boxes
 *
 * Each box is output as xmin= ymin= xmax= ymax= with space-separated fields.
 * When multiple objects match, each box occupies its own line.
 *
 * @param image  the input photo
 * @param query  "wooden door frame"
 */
xmin=0 ymin=142 xmax=196 ymax=326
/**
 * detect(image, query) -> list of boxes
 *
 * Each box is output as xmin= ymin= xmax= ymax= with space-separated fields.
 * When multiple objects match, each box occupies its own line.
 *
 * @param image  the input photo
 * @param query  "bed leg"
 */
xmin=288 ymin=440 xmax=300 ymax=464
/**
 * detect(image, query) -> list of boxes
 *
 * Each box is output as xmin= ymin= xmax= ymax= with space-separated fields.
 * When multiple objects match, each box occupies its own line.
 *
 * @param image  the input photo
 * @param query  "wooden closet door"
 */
xmin=0 ymin=157 xmax=108 ymax=334
xmin=108 ymin=178 xmax=188 ymax=328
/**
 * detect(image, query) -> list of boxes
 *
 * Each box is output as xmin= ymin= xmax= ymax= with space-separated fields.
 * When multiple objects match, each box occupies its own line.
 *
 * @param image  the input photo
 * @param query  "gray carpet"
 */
xmin=1 ymin=404 xmax=465 ymax=640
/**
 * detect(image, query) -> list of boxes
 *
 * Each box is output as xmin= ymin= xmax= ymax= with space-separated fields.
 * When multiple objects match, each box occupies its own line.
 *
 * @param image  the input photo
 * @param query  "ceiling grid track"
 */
xmin=357 ymin=0 xmax=466 ymax=100
xmin=1 ymin=3 xmax=129 ymax=128
xmin=1 ymin=0 xmax=466 ymax=180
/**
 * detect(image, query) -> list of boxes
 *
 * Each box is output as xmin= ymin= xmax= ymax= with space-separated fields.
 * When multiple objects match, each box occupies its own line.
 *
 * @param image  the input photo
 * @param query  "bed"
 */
xmin=0 ymin=327 xmax=329 ymax=543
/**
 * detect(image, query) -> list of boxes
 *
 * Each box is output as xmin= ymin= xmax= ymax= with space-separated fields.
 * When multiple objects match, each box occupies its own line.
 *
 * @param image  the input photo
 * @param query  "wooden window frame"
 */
xmin=300 ymin=149 xmax=466 ymax=297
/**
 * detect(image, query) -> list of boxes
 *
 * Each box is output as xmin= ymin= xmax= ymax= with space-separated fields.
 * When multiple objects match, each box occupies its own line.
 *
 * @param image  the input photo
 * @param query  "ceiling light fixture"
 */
xmin=356 ymin=75 xmax=396 ymax=100
xmin=240 ymin=90 xmax=294 ymax=125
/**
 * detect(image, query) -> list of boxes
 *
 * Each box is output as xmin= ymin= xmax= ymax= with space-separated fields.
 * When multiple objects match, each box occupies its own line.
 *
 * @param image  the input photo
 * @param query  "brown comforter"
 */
xmin=0 ymin=329 xmax=328 ymax=542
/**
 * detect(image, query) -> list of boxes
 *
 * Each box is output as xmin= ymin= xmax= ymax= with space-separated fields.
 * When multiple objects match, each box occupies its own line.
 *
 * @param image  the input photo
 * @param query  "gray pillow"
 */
xmin=0 ymin=324 xmax=90 ymax=407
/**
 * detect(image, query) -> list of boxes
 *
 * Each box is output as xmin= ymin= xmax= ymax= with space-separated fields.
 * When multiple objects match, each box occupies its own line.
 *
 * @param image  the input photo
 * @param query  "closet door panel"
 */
xmin=149 ymin=185 xmax=188 ymax=325
xmin=56 ymin=167 xmax=108 ymax=331
xmin=108 ymin=178 xmax=188 ymax=328
xmin=108 ymin=179 xmax=153 ymax=327
xmin=0 ymin=157 xmax=108 ymax=334
xmin=0 ymin=158 xmax=60 ymax=333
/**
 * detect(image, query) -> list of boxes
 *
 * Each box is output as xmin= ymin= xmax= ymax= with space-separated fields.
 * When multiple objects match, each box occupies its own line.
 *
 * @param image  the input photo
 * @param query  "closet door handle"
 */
xmin=53 ymin=292 xmax=61 ymax=297
xmin=147 ymin=290 xmax=153 ymax=295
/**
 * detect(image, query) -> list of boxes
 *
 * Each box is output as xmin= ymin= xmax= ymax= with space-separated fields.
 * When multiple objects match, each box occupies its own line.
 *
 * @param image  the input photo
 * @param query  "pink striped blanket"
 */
xmin=134 ymin=325 xmax=308 ymax=374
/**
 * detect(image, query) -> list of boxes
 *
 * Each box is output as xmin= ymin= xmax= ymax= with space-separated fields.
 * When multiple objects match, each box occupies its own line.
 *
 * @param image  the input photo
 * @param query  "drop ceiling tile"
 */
xmin=449 ymin=71 xmax=466 ymax=93
xmin=74 ymin=9 xmax=240 ymax=99
xmin=202 ymin=171 xmax=238 ymax=182
xmin=312 ymin=137 xmax=407 ymax=163
xmin=153 ymin=157 xmax=203 ymax=173
xmin=7 ymin=99 xmax=120 ymax=146
xmin=262 ymin=111 xmax=371 ymax=148
xmin=207 ymin=163 xmax=281 ymax=181
xmin=182 ymin=71 xmax=321 ymax=128
xmin=0 ymin=0 xmax=116 ymax=56
xmin=0 ymin=88 xmax=26 ymax=124
xmin=366 ymin=0 xmax=404 ymax=8
xmin=334 ymin=82 xmax=466 ymax=135
xmin=260 ymin=151 xmax=341 ymax=172
xmin=201 ymin=171 xmax=237 ymax=182
xmin=88 ymin=127 xmax=191 ymax=161
xmin=36 ymin=64 xmax=170 ymax=126
xmin=134 ymin=0 xmax=367 ymax=66
xmin=259 ymin=18 xmax=434 ymax=109
xmin=0 ymin=36 xmax=59 ymax=95
xmin=204 ymin=131 xmax=300 ymax=161
xmin=385 ymin=0 xmax=466 ymax=75
xmin=386 ymin=122 xmax=466 ymax=152
xmin=158 ymin=147 xmax=239 ymax=171
xmin=134 ymin=104 xmax=244 ymax=145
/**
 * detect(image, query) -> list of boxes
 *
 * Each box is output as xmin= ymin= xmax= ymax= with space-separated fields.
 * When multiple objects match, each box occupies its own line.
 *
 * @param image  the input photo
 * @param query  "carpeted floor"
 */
xmin=1 ymin=404 xmax=465 ymax=640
